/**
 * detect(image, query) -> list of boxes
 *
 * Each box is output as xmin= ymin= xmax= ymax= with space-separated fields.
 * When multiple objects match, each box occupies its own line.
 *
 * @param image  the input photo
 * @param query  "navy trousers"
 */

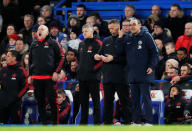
xmin=130 ymin=83 xmax=153 ymax=124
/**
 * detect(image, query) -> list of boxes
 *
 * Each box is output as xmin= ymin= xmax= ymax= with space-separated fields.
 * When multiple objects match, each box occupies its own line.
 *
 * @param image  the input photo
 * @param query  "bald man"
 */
xmin=28 ymin=25 xmax=64 ymax=124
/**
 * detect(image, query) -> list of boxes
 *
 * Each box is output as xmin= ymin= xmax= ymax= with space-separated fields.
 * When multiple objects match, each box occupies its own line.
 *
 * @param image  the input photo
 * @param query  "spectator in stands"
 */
xmin=63 ymin=47 xmax=77 ymax=76
xmin=15 ymin=38 xmax=29 ymax=62
xmin=121 ymin=19 xmax=131 ymax=35
xmin=76 ymin=4 xmax=87 ymax=29
xmin=123 ymin=5 xmax=136 ymax=21
xmin=170 ymin=63 xmax=192 ymax=86
xmin=90 ymin=12 xmax=111 ymax=38
xmin=176 ymin=47 xmax=190 ymax=68
xmin=37 ymin=16 xmax=47 ymax=26
xmin=0 ymin=53 xmax=7 ymax=68
xmin=19 ymin=14 xmax=34 ymax=46
xmin=49 ymin=20 xmax=64 ymax=41
xmin=117 ymin=18 xmax=159 ymax=125
xmin=66 ymin=15 xmax=81 ymax=37
xmin=40 ymin=5 xmax=53 ymax=26
xmin=164 ymin=85 xmax=188 ymax=124
xmin=28 ymin=25 xmax=64 ymax=124
xmin=19 ymin=0 xmax=50 ymax=20
xmin=164 ymin=67 xmax=179 ymax=81
xmin=77 ymin=24 xmax=102 ymax=124
xmin=21 ymin=52 xmax=29 ymax=73
xmin=0 ymin=0 xmax=22 ymax=39
xmin=152 ymin=21 xmax=173 ymax=44
xmin=165 ymin=42 xmax=177 ymax=60
xmin=94 ymin=19 xmax=132 ymax=124
xmin=145 ymin=14 xmax=160 ymax=33
xmin=165 ymin=3 xmax=187 ymax=42
xmin=68 ymin=29 xmax=81 ymax=51
xmin=86 ymin=16 xmax=96 ymax=26
xmin=0 ymin=24 xmax=17 ymax=56
xmin=161 ymin=59 xmax=179 ymax=80
xmin=7 ymin=34 xmax=20 ymax=51
xmin=181 ymin=63 xmax=191 ymax=76
xmin=152 ymin=5 xmax=161 ymax=16
xmin=151 ymin=5 xmax=165 ymax=22
xmin=175 ymin=22 xmax=192 ymax=54
xmin=0 ymin=50 xmax=28 ymax=124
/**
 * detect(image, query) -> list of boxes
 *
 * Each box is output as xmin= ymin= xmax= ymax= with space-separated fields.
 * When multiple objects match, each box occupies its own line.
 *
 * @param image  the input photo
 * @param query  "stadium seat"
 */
xmin=150 ymin=90 xmax=164 ymax=124
xmin=65 ymin=90 xmax=74 ymax=124
xmin=21 ymin=93 xmax=39 ymax=124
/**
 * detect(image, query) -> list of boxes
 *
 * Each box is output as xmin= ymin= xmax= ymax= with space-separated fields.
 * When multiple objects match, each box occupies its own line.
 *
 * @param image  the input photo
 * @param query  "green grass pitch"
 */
xmin=1 ymin=125 xmax=192 ymax=131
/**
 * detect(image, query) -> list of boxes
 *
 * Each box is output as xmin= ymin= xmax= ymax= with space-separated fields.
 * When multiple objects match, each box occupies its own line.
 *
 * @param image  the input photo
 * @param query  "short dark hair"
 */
xmin=177 ymin=47 xmax=188 ymax=54
xmin=172 ymin=3 xmax=182 ymax=11
xmin=90 ymin=12 xmax=101 ymax=20
xmin=8 ymin=50 xmax=19 ymax=60
xmin=67 ymin=47 xmax=77 ymax=57
xmin=77 ymin=4 xmax=86 ymax=10
xmin=181 ymin=63 xmax=191 ymax=71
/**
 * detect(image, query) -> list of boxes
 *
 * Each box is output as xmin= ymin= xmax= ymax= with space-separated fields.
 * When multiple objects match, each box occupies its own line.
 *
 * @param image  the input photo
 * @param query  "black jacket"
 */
xmin=164 ymin=86 xmax=188 ymax=124
xmin=29 ymin=35 xmax=64 ymax=77
xmin=100 ymin=35 xmax=127 ymax=84
xmin=77 ymin=38 xmax=102 ymax=82
xmin=0 ymin=62 xmax=28 ymax=108
xmin=117 ymin=30 xmax=159 ymax=83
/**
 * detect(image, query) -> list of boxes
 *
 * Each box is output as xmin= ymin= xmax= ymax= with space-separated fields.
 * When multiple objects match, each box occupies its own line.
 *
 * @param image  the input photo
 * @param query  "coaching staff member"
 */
xmin=77 ymin=24 xmax=103 ymax=124
xmin=117 ymin=18 xmax=159 ymax=125
xmin=28 ymin=25 xmax=64 ymax=124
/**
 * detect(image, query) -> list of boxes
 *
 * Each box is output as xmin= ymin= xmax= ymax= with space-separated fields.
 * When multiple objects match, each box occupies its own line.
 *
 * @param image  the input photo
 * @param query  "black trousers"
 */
xmin=0 ymin=101 xmax=21 ymax=124
xmin=103 ymin=83 xmax=132 ymax=124
xmin=79 ymin=81 xmax=101 ymax=124
xmin=33 ymin=79 xmax=58 ymax=124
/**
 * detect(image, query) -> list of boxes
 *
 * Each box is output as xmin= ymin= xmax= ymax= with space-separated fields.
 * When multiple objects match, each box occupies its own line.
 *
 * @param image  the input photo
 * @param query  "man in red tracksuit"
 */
xmin=0 ymin=50 xmax=28 ymax=124
xmin=28 ymin=25 xmax=64 ymax=124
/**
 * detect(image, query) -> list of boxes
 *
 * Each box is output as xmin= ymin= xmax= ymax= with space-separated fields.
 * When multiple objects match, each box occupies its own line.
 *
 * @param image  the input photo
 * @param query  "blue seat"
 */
xmin=21 ymin=94 xmax=38 ymax=124
xmin=150 ymin=90 xmax=165 ymax=124
xmin=65 ymin=90 xmax=74 ymax=124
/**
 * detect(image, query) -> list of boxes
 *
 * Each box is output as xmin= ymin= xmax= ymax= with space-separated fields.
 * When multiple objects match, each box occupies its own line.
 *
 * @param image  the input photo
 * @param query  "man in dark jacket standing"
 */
xmin=117 ymin=18 xmax=159 ymax=125
xmin=77 ymin=24 xmax=102 ymax=124
xmin=0 ymin=50 xmax=28 ymax=124
xmin=94 ymin=19 xmax=132 ymax=124
xmin=28 ymin=25 xmax=64 ymax=124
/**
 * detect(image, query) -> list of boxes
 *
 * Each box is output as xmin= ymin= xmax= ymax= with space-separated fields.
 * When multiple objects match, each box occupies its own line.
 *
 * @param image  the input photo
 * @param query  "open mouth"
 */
xmin=39 ymin=33 xmax=42 ymax=36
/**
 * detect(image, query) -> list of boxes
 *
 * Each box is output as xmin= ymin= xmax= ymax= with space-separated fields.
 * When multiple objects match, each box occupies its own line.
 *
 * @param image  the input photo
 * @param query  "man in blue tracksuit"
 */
xmin=117 ymin=18 xmax=159 ymax=125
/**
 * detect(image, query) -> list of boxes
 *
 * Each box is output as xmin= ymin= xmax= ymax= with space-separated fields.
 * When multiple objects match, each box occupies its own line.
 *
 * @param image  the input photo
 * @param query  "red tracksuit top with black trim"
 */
xmin=29 ymin=35 xmax=64 ymax=79
xmin=77 ymin=38 xmax=103 ymax=82
xmin=0 ymin=62 xmax=28 ymax=108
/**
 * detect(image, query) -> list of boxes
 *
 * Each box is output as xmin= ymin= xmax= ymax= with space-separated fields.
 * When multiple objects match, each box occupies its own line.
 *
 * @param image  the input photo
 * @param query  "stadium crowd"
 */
xmin=1 ymin=0 xmax=192 ymax=125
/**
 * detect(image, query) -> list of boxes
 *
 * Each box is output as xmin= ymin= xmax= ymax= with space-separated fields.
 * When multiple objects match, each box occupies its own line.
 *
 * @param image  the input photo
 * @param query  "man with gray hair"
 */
xmin=176 ymin=22 xmax=192 ymax=54
xmin=77 ymin=24 xmax=103 ymax=124
xmin=41 ymin=5 xmax=53 ymax=26
xmin=19 ymin=14 xmax=34 ymax=46
xmin=117 ymin=18 xmax=159 ymax=125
